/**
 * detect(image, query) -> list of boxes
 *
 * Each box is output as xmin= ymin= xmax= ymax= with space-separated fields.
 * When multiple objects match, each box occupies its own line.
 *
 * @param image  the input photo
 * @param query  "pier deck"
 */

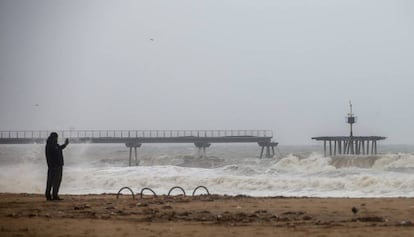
xmin=0 ymin=130 xmax=272 ymax=144
xmin=0 ymin=130 xmax=277 ymax=163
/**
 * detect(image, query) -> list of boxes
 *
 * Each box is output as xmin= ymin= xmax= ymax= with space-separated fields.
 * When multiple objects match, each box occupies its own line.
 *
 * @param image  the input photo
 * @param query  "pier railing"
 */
xmin=0 ymin=130 xmax=273 ymax=139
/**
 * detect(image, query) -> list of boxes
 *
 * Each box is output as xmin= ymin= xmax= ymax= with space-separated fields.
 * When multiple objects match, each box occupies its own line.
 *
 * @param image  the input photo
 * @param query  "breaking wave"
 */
xmin=0 ymin=144 xmax=413 ymax=197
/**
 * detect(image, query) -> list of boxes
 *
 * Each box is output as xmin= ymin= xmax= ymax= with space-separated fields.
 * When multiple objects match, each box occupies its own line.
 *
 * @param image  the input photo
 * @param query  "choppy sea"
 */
xmin=0 ymin=143 xmax=413 ymax=197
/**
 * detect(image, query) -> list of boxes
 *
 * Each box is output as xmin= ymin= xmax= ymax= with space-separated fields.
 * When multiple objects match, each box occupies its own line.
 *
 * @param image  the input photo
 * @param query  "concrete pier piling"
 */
xmin=258 ymin=141 xmax=279 ymax=158
xmin=313 ymin=136 xmax=384 ymax=156
xmin=194 ymin=142 xmax=211 ymax=158
xmin=126 ymin=143 xmax=142 ymax=166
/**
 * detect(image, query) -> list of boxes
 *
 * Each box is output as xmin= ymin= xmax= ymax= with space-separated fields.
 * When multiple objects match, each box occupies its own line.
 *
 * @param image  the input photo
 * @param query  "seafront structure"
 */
xmin=0 ymin=130 xmax=278 ymax=165
xmin=312 ymin=103 xmax=386 ymax=156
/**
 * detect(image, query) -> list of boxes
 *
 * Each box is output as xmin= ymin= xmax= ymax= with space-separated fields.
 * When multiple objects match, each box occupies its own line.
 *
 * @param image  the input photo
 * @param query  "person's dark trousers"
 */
xmin=45 ymin=168 xmax=53 ymax=200
xmin=52 ymin=167 xmax=63 ymax=200
xmin=45 ymin=167 xmax=63 ymax=200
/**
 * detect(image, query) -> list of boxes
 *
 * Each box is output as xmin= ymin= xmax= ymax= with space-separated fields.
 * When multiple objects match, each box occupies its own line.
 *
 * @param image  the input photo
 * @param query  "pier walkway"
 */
xmin=0 ymin=130 xmax=277 ymax=165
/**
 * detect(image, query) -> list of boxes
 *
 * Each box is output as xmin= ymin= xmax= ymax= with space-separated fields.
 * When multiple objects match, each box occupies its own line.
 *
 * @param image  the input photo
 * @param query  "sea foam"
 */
xmin=0 ymin=144 xmax=413 ymax=197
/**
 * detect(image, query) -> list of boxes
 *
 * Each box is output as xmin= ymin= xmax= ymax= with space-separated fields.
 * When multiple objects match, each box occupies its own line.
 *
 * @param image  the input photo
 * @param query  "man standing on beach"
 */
xmin=45 ymin=132 xmax=69 ymax=201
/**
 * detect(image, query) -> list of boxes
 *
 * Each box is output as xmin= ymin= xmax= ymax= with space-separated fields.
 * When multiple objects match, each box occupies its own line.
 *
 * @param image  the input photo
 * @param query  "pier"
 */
xmin=311 ymin=136 xmax=386 ymax=156
xmin=312 ymin=102 xmax=386 ymax=156
xmin=0 ymin=130 xmax=278 ymax=165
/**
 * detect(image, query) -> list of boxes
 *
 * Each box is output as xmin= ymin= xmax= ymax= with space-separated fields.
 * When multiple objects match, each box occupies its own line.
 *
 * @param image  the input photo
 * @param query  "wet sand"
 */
xmin=0 ymin=193 xmax=413 ymax=237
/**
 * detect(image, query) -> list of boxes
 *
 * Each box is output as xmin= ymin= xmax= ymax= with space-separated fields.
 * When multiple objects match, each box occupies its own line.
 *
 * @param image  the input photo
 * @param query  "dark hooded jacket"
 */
xmin=45 ymin=137 xmax=67 ymax=168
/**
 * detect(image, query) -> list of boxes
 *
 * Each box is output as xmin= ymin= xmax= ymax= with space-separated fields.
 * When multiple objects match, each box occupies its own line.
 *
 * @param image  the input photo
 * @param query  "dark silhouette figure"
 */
xmin=351 ymin=206 xmax=359 ymax=215
xmin=45 ymin=132 xmax=69 ymax=201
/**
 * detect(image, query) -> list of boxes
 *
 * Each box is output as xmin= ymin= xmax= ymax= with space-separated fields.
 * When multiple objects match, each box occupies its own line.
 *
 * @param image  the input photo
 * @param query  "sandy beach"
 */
xmin=0 ymin=193 xmax=413 ymax=237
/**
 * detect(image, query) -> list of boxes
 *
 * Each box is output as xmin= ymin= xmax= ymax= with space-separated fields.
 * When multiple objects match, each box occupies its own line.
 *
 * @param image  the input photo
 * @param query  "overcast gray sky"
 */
xmin=0 ymin=0 xmax=413 ymax=145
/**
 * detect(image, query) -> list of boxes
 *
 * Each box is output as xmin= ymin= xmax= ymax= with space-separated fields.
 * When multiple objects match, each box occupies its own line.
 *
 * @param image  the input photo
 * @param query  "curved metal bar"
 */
xmin=167 ymin=186 xmax=186 ymax=197
xmin=140 ymin=187 xmax=157 ymax=199
xmin=116 ymin=186 xmax=135 ymax=199
xmin=192 ymin=186 xmax=210 ymax=196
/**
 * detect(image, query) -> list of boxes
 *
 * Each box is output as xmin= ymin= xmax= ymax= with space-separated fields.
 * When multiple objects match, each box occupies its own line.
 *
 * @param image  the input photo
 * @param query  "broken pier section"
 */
xmin=311 ymin=136 xmax=386 ymax=156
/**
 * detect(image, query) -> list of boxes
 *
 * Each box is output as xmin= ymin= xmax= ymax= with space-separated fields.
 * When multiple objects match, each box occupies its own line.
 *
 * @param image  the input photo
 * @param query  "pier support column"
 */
xmin=371 ymin=140 xmax=375 ymax=155
xmin=312 ymin=136 xmax=384 ymax=157
xmin=338 ymin=141 xmax=342 ymax=154
xmin=258 ymin=142 xmax=278 ymax=158
xmin=350 ymin=139 xmax=354 ymax=155
xmin=362 ymin=140 xmax=365 ymax=155
xmin=344 ymin=140 xmax=347 ymax=154
xmin=356 ymin=140 xmax=359 ymax=154
xmin=344 ymin=140 xmax=348 ymax=154
xmin=329 ymin=140 xmax=332 ymax=156
xmin=126 ymin=143 xmax=142 ymax=166
xmin=194 ymin=142 xmax=211 ymax=158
